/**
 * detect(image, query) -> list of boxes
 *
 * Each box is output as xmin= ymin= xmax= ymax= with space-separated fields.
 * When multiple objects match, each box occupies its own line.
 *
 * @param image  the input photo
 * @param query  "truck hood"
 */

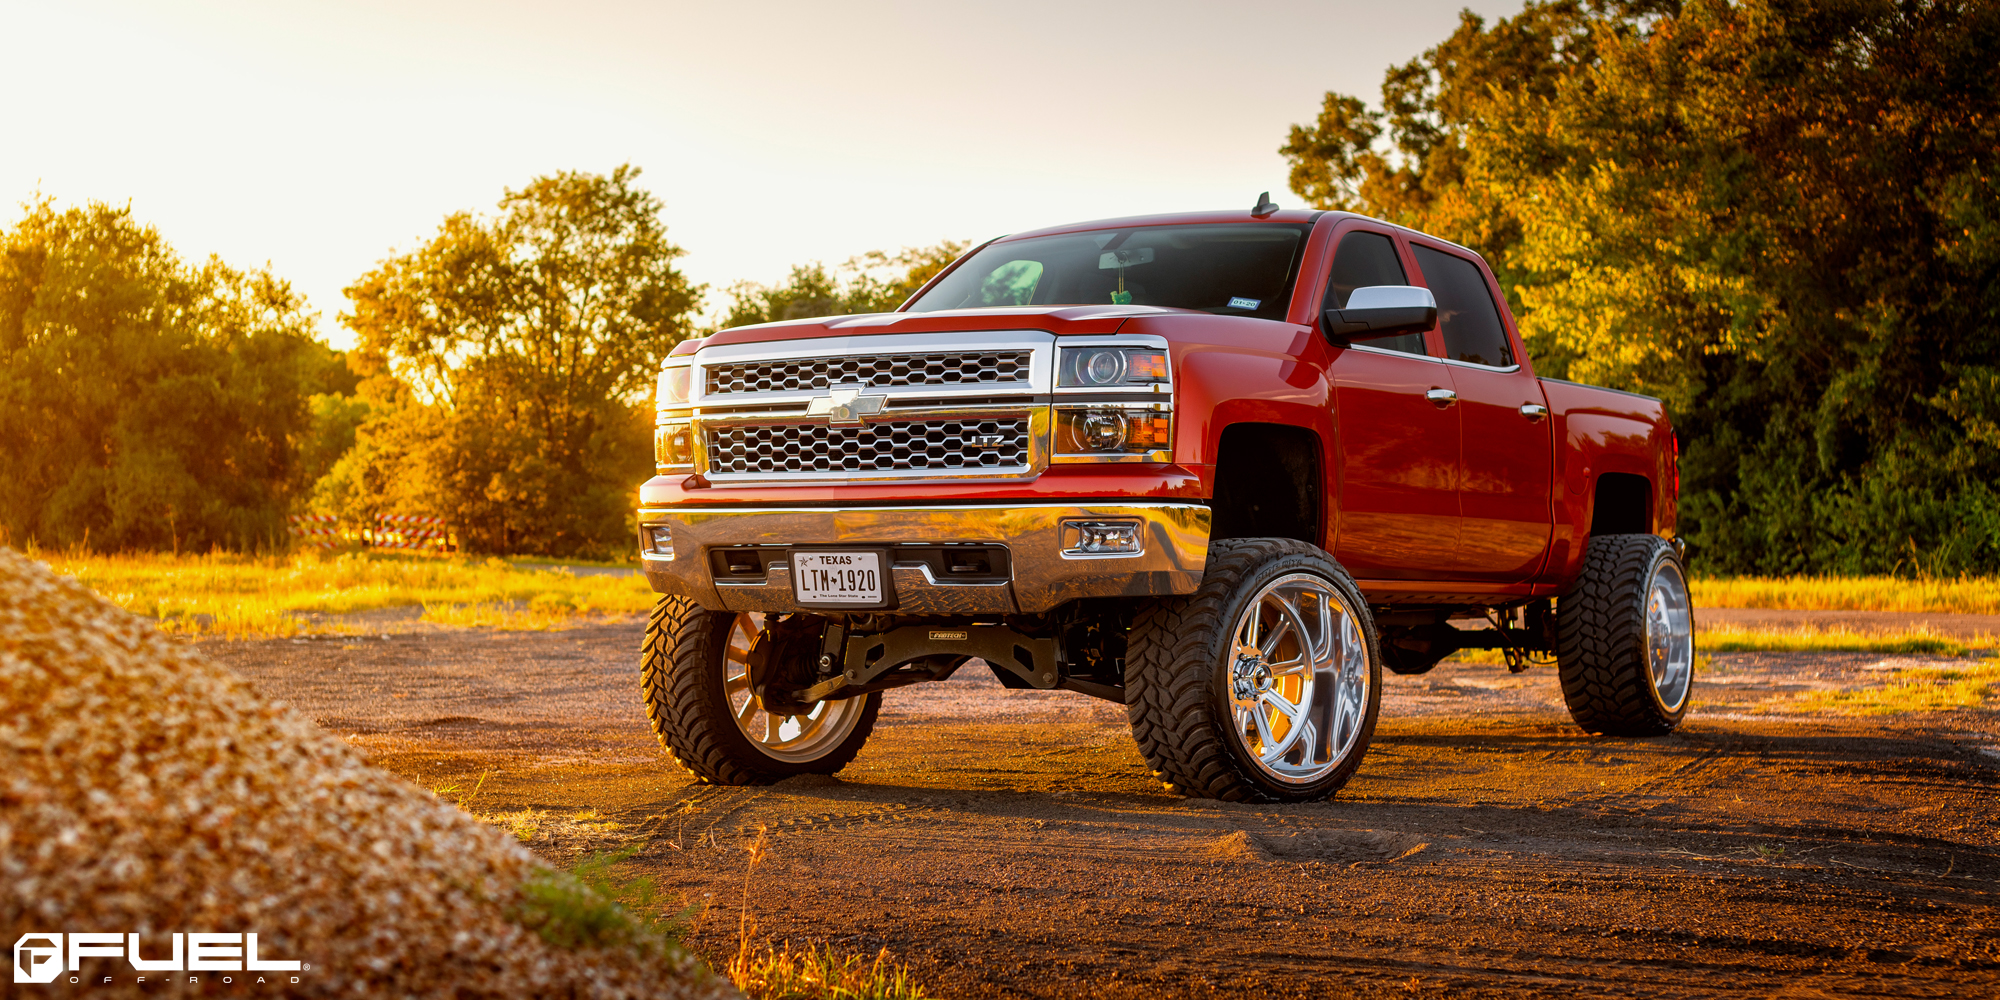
xmin=694 ymin=305 xmax=1184 ymax=351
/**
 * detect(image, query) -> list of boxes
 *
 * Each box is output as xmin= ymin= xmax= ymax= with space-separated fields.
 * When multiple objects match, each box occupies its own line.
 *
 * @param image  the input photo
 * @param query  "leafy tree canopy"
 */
xmin=332 ymin=166 xmax=701 ymax=556
xmin=720 ymin=241 xmax=969 ymax=329
xmin=1283 ymin=0 xmax=2000 ymax=574
xmin=0 ymin=198 xmax=344 ymax=552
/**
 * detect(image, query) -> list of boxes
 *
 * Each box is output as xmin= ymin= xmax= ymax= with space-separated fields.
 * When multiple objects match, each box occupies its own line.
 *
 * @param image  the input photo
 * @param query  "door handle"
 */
xmin=1425 ymin=388 xmax=1457 ymax=408
xmin=1520 ymin=403 xmax=1549 ymax=421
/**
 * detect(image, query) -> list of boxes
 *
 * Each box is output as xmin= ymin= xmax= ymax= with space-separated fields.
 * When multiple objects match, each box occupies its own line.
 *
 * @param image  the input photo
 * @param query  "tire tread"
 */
xmin=1125 ymin=538 xmax=1379 ymax=803
xmin=1556 ymin=534 xmax=1686 ymax=736
xmin=640 ymin=598 xmax=875 ymax=784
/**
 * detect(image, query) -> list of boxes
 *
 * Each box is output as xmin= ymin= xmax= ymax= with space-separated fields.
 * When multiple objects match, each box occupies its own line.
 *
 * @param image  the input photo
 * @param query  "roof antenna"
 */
xmin=1251 ymin=191 xmax=1278 ymax=217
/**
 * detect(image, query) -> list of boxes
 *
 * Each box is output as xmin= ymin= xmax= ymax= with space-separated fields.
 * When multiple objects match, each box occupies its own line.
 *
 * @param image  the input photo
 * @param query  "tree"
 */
xmin=335 ymin=165 xmax=701 ymax=556
xmin=1280 ymin=0 xmax=2000 ymax=574
xmin=719 ymin=240 xmax=969 ymax=329
xmin=0 ymin=198 xmax=342 ymax=552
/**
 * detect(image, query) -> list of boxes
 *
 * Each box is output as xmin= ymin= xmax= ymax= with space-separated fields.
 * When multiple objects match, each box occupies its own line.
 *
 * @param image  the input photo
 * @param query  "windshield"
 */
xmin=906 ymin=224 xmax=1311 ymax=321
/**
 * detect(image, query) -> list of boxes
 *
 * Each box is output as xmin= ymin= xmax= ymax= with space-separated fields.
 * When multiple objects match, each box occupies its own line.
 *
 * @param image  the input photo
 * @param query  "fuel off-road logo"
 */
xmin=14 ymin=932 xmax=304 ymax=986
xmin=14 ymin=935 xmax=60 ymax=983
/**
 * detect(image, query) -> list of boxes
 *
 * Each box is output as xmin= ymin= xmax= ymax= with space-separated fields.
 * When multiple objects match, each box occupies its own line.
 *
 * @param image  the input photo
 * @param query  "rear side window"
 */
xmin=1411 ymin=244 xmax=1512 ymax=367
xmin=1323 ymin=231 xmax=1424 ymax=356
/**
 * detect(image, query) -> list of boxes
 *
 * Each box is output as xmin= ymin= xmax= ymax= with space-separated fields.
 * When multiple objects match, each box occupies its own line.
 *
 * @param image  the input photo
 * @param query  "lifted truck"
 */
xmin=636 ymin=201 xmax=1694 ymax=803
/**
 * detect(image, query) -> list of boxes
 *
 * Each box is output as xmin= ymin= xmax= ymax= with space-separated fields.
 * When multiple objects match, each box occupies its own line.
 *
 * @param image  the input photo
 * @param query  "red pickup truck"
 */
xmin=636 ymin=201 xmax=1694 ymax=803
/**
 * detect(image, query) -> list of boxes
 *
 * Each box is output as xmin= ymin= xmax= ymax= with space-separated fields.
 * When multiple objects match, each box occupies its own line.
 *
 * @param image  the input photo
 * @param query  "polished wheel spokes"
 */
xmin=722 ymin=613 xmax=866 ymax=762
xmin=1644 ymin=560 xmax=1695 ymax=712
xmin=1225 ymin=573 xmax=1371 ymax=784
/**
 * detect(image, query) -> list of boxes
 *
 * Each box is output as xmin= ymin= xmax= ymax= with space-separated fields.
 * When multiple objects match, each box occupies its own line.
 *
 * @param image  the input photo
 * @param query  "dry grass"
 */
xmin=1796 ymin=660 xmax=2000 ymax=715
xmin=483 ymin=807 xmax=629 ymax=848
xmin=1691 ymin=575 xmax=2000 ymax=614
xmin=728 ymin=942 xmax=932 ymax=1000
xmin=715 ymin=826 xmax=931 ymax=1000
xmin=29 ymin=546 xmax=653 ymax=638
xmin=421 ymin=600 xmax=612 ymax=631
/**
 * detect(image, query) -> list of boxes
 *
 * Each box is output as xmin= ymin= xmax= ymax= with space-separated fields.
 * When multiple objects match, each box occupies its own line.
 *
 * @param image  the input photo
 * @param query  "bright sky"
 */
xmin=1 ymin=0 xmax=1521 ymax=348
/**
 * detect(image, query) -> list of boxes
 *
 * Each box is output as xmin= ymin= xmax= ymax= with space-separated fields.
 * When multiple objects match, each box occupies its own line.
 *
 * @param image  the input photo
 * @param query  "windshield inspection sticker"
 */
xmin=1227 ymin=296 xmax=1260 ymax=310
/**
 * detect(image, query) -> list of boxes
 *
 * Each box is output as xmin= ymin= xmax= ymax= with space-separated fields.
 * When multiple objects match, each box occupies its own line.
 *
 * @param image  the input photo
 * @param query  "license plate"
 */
xmin=791 ymin=550 xmax=887 ymax=606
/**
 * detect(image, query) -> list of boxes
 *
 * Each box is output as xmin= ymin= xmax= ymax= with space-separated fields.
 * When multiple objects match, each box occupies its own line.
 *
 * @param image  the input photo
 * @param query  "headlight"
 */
xmin=1058 ymin=347 xmax=1169 ymax=387
xmin=1052 ymin=343 xmax=1172 ymax=463
xmin=656 ymin=365 xmax=692 ymax=407
xmin=655 ymin=422 xmax=695 ymax=471
xmin=1054 ymin=404 xmax=1171 ymax=461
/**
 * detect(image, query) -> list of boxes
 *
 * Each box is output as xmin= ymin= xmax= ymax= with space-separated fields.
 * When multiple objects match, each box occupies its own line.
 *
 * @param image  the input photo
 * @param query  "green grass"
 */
xmin=1698 ymin=625 xmax=1976 ymax=656
xmin=1691 ymin=575 xmax=2000 ymax=614
xmin=1796 ymin=660 xmax=2000 ymax=715
xmin=32 ymin=547 xmax=654 ymax=637
xmin=508 ymin=844 xmax=686 ymax=957
xmin=1446 ymin=623 xmax=1979 ymax=661
xmin=501 ymin=829 xmax=931 ymax=1000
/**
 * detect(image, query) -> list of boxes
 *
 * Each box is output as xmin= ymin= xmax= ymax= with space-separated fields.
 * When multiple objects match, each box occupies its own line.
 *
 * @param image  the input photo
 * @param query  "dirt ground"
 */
xmin=198 ymin=618 xmax=2000 ymax=999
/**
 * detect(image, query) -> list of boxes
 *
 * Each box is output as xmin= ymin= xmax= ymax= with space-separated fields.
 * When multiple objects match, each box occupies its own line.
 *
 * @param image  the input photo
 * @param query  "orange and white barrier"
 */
xmin=286 ymin=514 xmax=453 ymax=551
xmin=373 ymin=514 xmax=451 ymax=551
xmin=286 ymin=514 xmax=343 ymax=549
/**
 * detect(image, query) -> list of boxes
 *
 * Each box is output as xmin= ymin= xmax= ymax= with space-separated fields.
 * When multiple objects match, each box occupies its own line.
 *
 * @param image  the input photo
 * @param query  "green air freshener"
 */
xmin=1110 ymin=290 xmax=1132 ymax=305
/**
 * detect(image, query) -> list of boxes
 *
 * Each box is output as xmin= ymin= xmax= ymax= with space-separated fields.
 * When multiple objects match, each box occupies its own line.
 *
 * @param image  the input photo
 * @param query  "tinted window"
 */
xmin=1323 ymin=230 xmax=1423 ymax=356
xmin=907 ymin=225 xmax=1309 ymax=321
xmin=1411 ymin=244 xmax=1511 ymax=367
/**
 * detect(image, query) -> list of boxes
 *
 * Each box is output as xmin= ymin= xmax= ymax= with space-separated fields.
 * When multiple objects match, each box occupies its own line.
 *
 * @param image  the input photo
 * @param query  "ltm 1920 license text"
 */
xmin=791 ymin=551 xmax=884 ymax=605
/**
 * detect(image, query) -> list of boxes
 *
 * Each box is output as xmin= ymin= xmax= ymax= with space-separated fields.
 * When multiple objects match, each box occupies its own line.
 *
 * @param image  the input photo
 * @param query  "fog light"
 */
xmin=1061 ymin=519 xmax=1143 ymax=556
xmin=644 ymin=525 xmax=673 ymax=559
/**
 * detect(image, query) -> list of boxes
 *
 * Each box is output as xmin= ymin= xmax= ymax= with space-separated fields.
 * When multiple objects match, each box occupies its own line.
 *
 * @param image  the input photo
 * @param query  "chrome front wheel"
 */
xmin=719 ymin=613 xmax=872 ymax=764
xmin=1125 ymin=538 xmax=1382 ymax=803
xmin=641 ymin=599 xmax=880 ymax=785
xmin=1225 ymin=573 xmax=1373 ymax=785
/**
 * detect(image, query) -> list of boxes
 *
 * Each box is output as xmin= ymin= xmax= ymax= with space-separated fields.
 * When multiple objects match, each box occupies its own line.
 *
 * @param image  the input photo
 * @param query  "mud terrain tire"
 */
xmin=641 ymin=597 xmax=880 ymax=785
xmin=1126 ymin=538 xmax=1382 ymax=803
xmin=1557 ymin=534 xmax=1695 ymax=736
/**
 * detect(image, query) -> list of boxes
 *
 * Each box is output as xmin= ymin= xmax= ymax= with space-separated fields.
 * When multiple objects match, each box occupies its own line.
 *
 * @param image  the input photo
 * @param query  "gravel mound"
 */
xmin=0 ymin=548 xmax=731 ymax=998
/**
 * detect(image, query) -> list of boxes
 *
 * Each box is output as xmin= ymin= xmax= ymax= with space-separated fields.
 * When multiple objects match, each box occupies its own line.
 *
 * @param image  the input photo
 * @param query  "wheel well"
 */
xmin=1209 ymin=423 xmax=1321 ymax=545
xmin=1589 ymin=472 xmax=1652 ymax=536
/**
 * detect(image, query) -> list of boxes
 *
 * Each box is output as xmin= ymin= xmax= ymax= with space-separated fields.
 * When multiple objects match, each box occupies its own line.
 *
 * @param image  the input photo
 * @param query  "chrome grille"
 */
xmin=706 ymin=351 xmax=1033 ymax=395
xmin=707 ymin=418 xmax=1031 ymax=475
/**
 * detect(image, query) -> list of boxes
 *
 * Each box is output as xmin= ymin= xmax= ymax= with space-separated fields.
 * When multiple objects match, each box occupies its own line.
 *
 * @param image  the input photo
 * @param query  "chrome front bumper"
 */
xmin=637 ymin=502 xmax=1211 ymax=615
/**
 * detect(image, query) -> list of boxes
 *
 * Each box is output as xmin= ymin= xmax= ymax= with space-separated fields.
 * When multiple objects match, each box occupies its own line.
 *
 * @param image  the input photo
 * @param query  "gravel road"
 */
xmin=200 ymin=619 xmax=2000 ymax=999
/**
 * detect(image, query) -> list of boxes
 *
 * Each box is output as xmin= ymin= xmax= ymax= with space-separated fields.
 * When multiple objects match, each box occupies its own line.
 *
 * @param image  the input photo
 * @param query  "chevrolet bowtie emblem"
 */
xmin=806 ymin=386 xmax=887 ymax=425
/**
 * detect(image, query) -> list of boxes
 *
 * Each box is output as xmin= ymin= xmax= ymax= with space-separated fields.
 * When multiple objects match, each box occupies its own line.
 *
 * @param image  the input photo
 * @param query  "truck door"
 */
xmin=1409 ymin=243 xmax=1555 ymax=582
xmin=1323 ymin=229 xmax=1462 ymax=579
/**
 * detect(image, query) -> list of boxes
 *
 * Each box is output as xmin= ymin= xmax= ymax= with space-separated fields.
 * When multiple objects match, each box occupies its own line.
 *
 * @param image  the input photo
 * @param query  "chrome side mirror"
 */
xmin=1322 ymin=285 xmax=1437 ymax=342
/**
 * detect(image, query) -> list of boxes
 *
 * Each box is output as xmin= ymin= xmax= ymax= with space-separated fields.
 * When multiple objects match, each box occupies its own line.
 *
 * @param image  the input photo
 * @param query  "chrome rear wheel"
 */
xmin=1645 ymin=561 xmax=1694 ymax=713
xmin=1556 ymin=534 xmax=1695 ymax=736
